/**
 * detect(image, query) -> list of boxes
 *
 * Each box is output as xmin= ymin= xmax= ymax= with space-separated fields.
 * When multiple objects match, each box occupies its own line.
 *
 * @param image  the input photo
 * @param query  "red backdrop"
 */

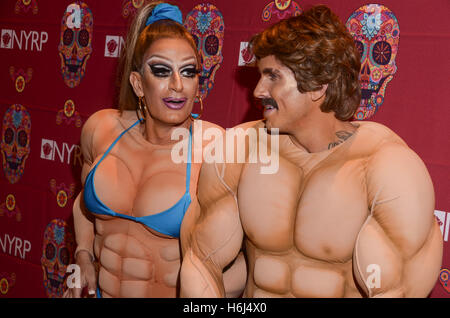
xmin=0 ymin=0 xmax=449 ymax=298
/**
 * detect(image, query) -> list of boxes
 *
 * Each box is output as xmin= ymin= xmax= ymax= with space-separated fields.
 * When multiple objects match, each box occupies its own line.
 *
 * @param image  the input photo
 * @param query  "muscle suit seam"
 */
xmin=214 ymin=162 xmax=238 ymax=203
xmin=354 ymin=152 xmax=404 ymax=297
xmin=190 ymin=250 xmax=219 ymax=296
xmin=354 ymin=188 xmax=382 ymax=297
xmin=200 ymin=163 xmax=242 ymax=265
xmin=354 ymin=156 xmax=376 ymax=297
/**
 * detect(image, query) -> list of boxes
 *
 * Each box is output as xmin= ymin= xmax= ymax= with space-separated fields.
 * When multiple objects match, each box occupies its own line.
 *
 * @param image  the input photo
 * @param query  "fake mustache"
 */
xmin=260 ymin=98 xmax=279 ymax=109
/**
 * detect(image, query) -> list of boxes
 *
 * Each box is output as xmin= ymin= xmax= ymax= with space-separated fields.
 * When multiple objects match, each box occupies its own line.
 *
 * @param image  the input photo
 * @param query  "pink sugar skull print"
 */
xmin=184 ymin=3 xmax=224 ymax=100
xmin=346 ymin=4 xmax=400 ymax=120
xmin=58 ymin=1 xmax=93 ymax=88
xmin=41 ymin=219 xmax=75 ymax=298
xmin=1 ymin=104 xmax=31 ymax=184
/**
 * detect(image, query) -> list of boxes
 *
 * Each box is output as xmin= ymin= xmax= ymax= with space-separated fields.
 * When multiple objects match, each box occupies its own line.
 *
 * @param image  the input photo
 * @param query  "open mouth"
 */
xmin=261 ymin=98 xmax=278 ymax=116
xmin=264 ymin=105 xmax=278 ymax=111
xmin=163 ymin=97 xmax=187 ymax=110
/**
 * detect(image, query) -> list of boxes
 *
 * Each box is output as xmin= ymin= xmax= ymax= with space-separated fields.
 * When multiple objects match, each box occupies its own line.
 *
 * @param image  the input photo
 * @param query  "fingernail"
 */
xmin=88 ymin=289 xmax=95 ymax=295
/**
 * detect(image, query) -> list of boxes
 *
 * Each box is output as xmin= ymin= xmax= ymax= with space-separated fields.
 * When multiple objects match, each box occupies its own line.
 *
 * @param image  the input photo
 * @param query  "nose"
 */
xmin=169 ymin=72 xmax=183 ymax=92
xmin=253 ymin=77 xmax=267 ymax=99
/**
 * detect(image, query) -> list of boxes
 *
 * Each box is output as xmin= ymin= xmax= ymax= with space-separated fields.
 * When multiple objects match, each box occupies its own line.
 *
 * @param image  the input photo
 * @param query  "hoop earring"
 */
xmin=136 ymin=96 xmax=147 ymax=123
xmin=190 ymin=95 xmax=204 ymax=120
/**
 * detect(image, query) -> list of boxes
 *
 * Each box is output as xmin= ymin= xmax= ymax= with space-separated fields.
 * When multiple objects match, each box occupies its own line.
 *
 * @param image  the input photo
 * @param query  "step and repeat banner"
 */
xmin=0 ymin=0 xmax=449 ymax=297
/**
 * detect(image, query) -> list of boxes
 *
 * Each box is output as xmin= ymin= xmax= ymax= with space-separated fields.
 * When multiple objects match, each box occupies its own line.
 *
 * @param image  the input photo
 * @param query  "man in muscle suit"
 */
xmin=180 ymin=5 xmax=443 ymax=298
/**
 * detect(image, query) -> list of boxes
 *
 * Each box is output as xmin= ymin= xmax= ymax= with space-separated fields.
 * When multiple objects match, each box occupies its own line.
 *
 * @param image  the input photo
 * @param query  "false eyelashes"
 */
xmin=149 ymin=63 xmax=200 ymax=78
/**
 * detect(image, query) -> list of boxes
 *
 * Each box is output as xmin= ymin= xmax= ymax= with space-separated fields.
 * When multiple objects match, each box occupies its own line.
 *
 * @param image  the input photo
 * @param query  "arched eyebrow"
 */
xmin=146 ymin=54 xmax=197 ymax=65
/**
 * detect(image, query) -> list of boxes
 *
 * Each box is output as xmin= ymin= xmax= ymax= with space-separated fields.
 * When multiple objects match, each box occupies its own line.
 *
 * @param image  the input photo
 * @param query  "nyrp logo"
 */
xmin=238 ymin=42 xmax=255 ymax=67
xmin=104 ymin=35 xmax=124 ymax=58
xmin=0 ymin=232 xmax=31 ymax=260
xmin=40 ymin=139 xmax=82 ymax=167
xmin=1 ymin=29 xmax=48 ymax=51
xmin=434 ymin=210 xmax=450 ymax=242
xmin=1 ymin=30 xmax=12 ymax=49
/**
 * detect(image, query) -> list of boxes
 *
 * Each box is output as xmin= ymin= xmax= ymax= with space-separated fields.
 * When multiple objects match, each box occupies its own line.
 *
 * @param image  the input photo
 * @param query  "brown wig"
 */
xmin=118 ymin=1 xmax=200 ymax=112
xmin=250 ymin=5 xmax=361 ymax=121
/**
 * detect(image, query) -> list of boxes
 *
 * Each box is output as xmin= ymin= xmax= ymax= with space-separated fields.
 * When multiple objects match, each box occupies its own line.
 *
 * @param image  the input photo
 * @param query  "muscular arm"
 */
xmin=73 ymin=113 xmax=98 ymax=260
xmin=353 ymin=143 xmax=443 ymax=297
xmin=65 ymin=112 xmax=103 ymax=297
xmin=180 ymin=160 xmax=245 ymax=297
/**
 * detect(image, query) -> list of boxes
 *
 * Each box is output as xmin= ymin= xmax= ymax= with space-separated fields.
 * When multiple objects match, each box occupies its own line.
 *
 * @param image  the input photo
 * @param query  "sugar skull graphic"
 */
xmin=0 ymin=273 xmax=16 ymax=295
xmin=262 ymin=0 xmax=302 ymax=23
xmin=15 ymin=0 xmax=38 ymax=15
xmin=41 ymin=219 xmax=75 ymax=298
xmin=56 ymin=99 xmax=82 ymax=128
xmin=440 ymin=268 xmax=450 ymax=293
xmin=9 ymin=67 xmax=32 ymax=93
xmin=50 ymin=179 xmax=75 ymax=208
xmin=184 ymin=3 xmax=225 ymax=100
xmin=122 ymin=0 xmax=144 ymax=18
xmin=346 ymin=4 xmax=400 ymax=120
xmin=0 ymin=194 xmax=22 ymax=222
xmin=58 ymin=1 xmax=94 ymax=88
xmin=1 ymin=104 xmax=31 ymax=184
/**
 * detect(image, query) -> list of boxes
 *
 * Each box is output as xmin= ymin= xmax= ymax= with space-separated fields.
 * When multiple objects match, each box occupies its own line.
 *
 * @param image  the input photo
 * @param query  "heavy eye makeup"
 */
xmin=149 ymin=64 xmax=171 ymax=77
xmin=148 ymin=63 xmax=199 ymax=78
xmin=180 ymin=65 xmax=200 ymax=78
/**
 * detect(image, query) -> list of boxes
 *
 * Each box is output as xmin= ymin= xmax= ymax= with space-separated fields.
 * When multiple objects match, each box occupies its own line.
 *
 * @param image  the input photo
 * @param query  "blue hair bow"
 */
xmin=145 ymin=3 xmax=183 ymax=26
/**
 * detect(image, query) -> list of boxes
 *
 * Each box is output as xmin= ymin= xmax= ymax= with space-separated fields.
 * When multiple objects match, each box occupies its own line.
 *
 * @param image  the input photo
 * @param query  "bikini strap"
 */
xmin=94 ymin=119 xmax=142 ymax=168
xmin=185 ymin=125 xmax=193 ymax=192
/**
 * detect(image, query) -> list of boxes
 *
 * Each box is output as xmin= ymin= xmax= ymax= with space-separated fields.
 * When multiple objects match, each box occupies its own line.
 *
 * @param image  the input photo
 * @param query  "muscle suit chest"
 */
xmin=237 ymin=129 xmax=375 ymax=297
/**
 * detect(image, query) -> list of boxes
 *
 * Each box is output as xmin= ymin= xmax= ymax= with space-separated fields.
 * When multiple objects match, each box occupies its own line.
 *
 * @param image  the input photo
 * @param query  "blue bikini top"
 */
xmin=83 ymin=119 xmax=192 ymax=238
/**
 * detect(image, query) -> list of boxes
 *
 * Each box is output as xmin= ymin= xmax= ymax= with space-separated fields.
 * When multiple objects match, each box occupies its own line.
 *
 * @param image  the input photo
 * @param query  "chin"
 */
xmin=263 ymin=117 xmax=276 ymax=130
xmin=165 ymin=112 xmax=191 ymax=125
xmin=263 ymin=119 xmax=287 ymax=135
